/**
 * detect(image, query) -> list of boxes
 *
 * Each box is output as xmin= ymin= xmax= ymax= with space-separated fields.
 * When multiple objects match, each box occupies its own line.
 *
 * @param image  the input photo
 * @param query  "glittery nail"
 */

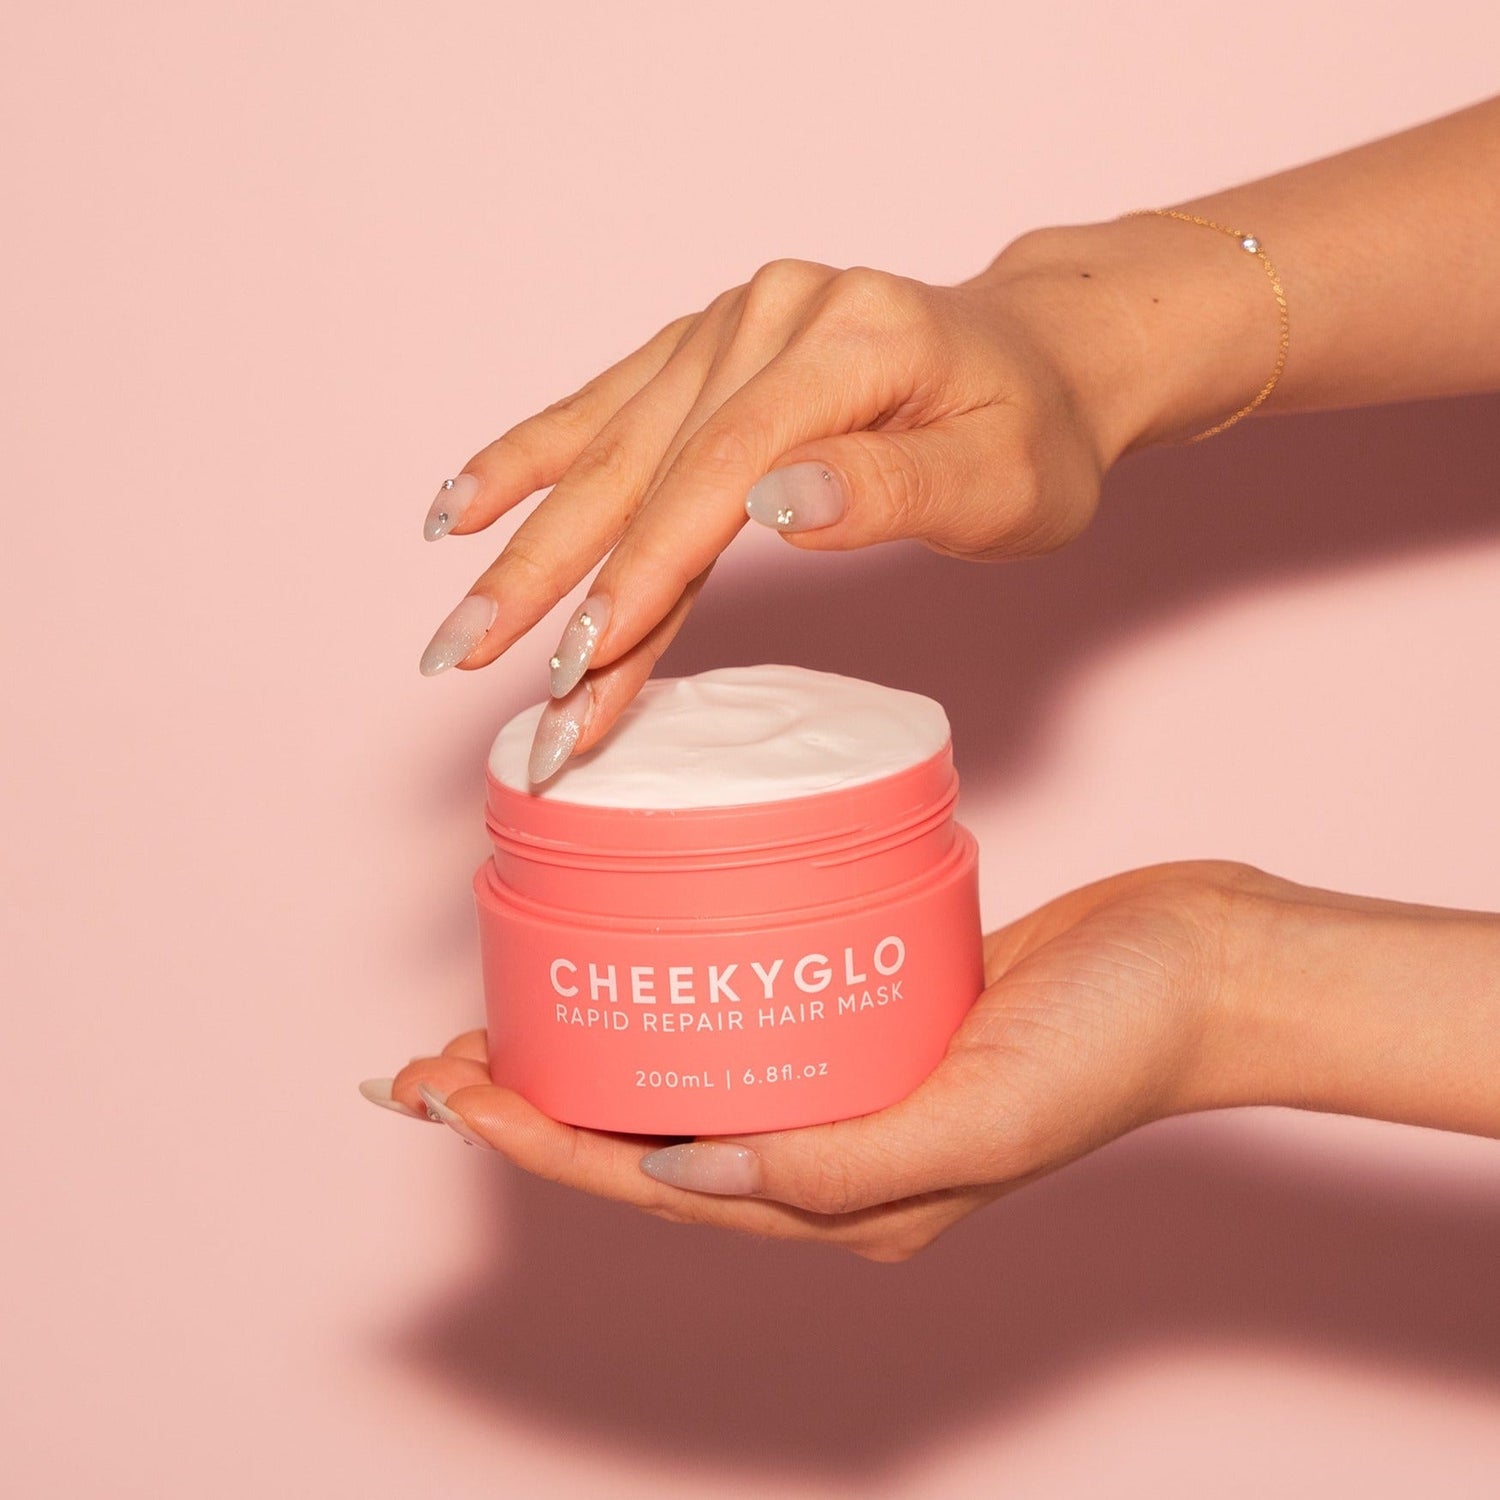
xmin=419 ymin=593 xmax=498 ymax=676
xmin=639 ymin=1141 xmax=762 ymax=1195
xmin=528 ymin=681 xmax=591 ymax=784
xmin=548 ymin=594 xmax=610 ymax=697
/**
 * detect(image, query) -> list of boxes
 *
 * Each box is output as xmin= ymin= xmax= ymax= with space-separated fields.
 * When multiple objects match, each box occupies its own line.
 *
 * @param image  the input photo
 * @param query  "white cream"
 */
xmin=489 ymin=664 xmax=950 ymax=809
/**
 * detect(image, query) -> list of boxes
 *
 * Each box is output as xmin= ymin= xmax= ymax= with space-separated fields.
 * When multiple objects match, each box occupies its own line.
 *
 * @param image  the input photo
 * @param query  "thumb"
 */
xmin=742 ymin=408 xmax=1019 ymax=556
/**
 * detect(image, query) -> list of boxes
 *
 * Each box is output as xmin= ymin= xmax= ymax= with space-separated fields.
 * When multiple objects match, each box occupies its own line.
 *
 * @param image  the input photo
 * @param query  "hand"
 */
xmin=415 ymin=247 xmax=1153 ymax=780
xmin=361 ymin=861 xmax=1255 ymax=1260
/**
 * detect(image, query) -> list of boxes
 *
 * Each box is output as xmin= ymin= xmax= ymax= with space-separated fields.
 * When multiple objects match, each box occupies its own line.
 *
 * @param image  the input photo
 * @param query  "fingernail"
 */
xmin=744 ymin=462 xmax=846 ymax=533
xmin=417 ymin=1084 xmax=492 ymax=1148
xmin=548 ymin=594 xmax=610 ymax=697
xmin=528 ymin=680 xmax=591 ymax=785
xmin=639 ymin=1141 xmax=762 ymax=1196
xmin=358 ymin=1077 xmax=423 ymax=1119
xmin=419 ymin=593 xmax=498 ymax=676
xmin=424 ymin=473 xmax=481 ymax=540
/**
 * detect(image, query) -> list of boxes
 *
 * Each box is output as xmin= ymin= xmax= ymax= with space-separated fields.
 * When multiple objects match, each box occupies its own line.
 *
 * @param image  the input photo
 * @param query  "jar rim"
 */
xmin=484 ymin=742 xmax=957 ymax=863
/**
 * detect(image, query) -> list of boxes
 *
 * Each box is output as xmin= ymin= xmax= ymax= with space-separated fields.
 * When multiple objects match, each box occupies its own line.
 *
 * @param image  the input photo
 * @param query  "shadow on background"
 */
xmin=665 ymin=392 xmax=1500 ymax=794
xmin=394 ymin=1116 xmax=1500 ymax=1478
xmin=396 ymin=395 xmax=1500 ymax=1477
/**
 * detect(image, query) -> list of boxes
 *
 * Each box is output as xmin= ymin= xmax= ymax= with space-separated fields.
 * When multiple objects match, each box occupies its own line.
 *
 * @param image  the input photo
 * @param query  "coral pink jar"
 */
xmin=474 ymin=666 xmax=983 ymax=1135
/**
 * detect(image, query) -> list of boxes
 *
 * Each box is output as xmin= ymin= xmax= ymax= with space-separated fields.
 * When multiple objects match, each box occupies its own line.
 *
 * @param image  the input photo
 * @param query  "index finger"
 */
xmin=582 ymin=324 xmax=903 ymax=677
xmin=427 ymin=312 xmax=697 ymax=540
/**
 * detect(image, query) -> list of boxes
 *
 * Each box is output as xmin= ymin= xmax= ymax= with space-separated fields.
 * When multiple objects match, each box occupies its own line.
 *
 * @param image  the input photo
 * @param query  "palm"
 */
xmin=377 ymin=862 xmax=1240 ymax=1260
xmin=946 ymin=865 xmax=1226 ymax=1181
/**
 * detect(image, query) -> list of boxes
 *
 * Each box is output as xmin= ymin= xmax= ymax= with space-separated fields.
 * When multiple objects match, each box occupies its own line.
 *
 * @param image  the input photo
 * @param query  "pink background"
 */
xmin=5 ymin=3 xmax=1499 ymax=1494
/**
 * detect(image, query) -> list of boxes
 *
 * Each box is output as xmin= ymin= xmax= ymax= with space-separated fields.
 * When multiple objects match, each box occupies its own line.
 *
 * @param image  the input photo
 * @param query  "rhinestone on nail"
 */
xmin=436 ymin=511 xmax=449 ymax=526
xmin=1240 ymin=236 xmax=1259 ymax=253
xmin=549 ymin=655 xmax=562 ymax=670
xmin=579 ymin=612 xmax=592 ymax=629
xmin=442 ymin=478 xmax=455 ymax=490
xmin=776 ymin=507 xmax=795 ymax=526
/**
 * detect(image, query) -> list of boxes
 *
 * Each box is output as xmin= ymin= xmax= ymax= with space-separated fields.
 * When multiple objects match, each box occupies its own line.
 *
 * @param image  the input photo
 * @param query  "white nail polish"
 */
xmin=417 ymin=1084 xmax=492 ymax=1148
xmin=744 ymin=463 xmax=846 ymax=532
xmin=424 ymin=473 xmax=480 ymax=541
xmin=358 ymin=1078 xmax=423 ymax=1118
xmin=549 ymin=594 xmax=610 ymax=697
xmin=639 ymin=1141 xmax=762 ymax=1195
xmin=528 ymin=681 xmax=591 ymax=784
xmin=419 ymin=593 xmax=498 ymax=676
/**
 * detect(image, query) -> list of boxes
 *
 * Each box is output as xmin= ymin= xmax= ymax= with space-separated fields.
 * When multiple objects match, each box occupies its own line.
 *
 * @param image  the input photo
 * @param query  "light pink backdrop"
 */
xmin=4 ymin=3 xmax=1498 ymax=1495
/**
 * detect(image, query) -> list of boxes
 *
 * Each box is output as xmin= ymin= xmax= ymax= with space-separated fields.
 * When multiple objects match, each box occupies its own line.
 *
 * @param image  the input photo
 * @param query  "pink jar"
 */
xmin=473 ymin=667 xmax=983 ymax=1135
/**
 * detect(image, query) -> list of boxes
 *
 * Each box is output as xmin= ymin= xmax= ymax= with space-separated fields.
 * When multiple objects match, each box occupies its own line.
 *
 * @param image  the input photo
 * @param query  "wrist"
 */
xmin=965 ymin=217 xmax=1285 ymax=458
xmin=1192 ymin=870 xmax=1500 ymax=1138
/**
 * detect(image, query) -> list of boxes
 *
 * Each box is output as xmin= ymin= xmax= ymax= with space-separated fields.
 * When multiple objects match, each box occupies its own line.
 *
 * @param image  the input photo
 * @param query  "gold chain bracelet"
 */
xmin=1120 ymin=207 xmax=1289 ymax=443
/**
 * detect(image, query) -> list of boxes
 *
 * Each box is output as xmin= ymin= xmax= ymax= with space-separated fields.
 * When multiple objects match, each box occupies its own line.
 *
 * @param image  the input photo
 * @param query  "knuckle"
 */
xmin=699 ymin=285 xmax=741 ymax=329
xmin=825 ymin=265 xmax=923 ymax=326
xmin=746 ymin=256 xmax=831 ymax=305
xmin=868 ymin=436 xmax=929 ymax=521
xmin=658 ymin=310 xmax=699 ymax=346
xmin=537 ymin=380 xmax=605 ymax=437
xmin=799 ymin=1158 xmax=861 ymax=1217
xmin=686 ymin=419 xmax=758 ymax=482
xmin=487 ymin=415 xmax=556 ymax=479
xmin=489 ymin=530 xmax=559 ymax=598
xmin=737 ymin=259 xmax=834 ymax=337
xmin=563 ymin=428 xmax=633 ymax=490
xmin=618 ymin=528 xmax=695 ymax=604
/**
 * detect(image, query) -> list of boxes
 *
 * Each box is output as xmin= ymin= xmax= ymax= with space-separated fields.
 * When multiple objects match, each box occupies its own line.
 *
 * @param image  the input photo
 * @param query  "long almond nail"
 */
xmin=417 ymin=1085 xmax=493 ymax=1147
xmin=528 ymin=681 xmax=591 ymax=785
xmin=744 ymin=463 xmax=846 ymax=532
xmin=424 ymin=473 xmax=481 ymax=541
xmin=419 ymin=593 xmax=498 ymax=676
xmin=639 ymin=1141 xmax=762 ymax=1195
xmin=548 ymin=594 xmax=610 ymax=697
xmin=358 ymin=1077 xmax=424 ymax=1119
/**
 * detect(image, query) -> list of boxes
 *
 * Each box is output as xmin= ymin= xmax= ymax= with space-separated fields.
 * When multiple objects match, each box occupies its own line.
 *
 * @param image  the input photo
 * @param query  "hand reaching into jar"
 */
xmin=416 ymin=98 xmax=1500 ymax=783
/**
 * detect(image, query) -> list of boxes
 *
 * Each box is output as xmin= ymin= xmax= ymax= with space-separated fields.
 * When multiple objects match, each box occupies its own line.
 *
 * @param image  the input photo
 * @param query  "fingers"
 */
xmin=356 ymin=1029 xmax=491 ymax=1119
xmin=577 ymin=334 xmax=893 ymax=677
xmin=358 ymin=1029 xmax=993 ymax=1256
xmin=527 ymin=565 xmax=713 ymax=782
xmin=421 ymin=315 xmax=729 ymax=676
xmin=643 ymin=1044 xmax=1021 ymax=1218
xmin=424 ymin=263 xmax=959 ymax=687
xmin=522 ymin=305 xmax=807 ymax=699
xmin=359 ymin=1055 xmax=491 ymax=1120
xmin=427 ymin=313 xmax=697 ymax=540
xmin=422 ymin=1080 xmax=881 ymax=1245
xmin=439 ymin=1029 xmax=489 ymax=1063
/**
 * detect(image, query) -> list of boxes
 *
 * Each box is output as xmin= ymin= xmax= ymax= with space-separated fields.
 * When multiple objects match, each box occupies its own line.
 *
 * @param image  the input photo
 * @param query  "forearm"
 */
xmin=1205 ymin=873 xmax=1500 ymax=1139
xmin=1184 ymin=94 xmax=1500 ymax=414
xmin=969 ymin=95 xmax=1500 ymax=455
